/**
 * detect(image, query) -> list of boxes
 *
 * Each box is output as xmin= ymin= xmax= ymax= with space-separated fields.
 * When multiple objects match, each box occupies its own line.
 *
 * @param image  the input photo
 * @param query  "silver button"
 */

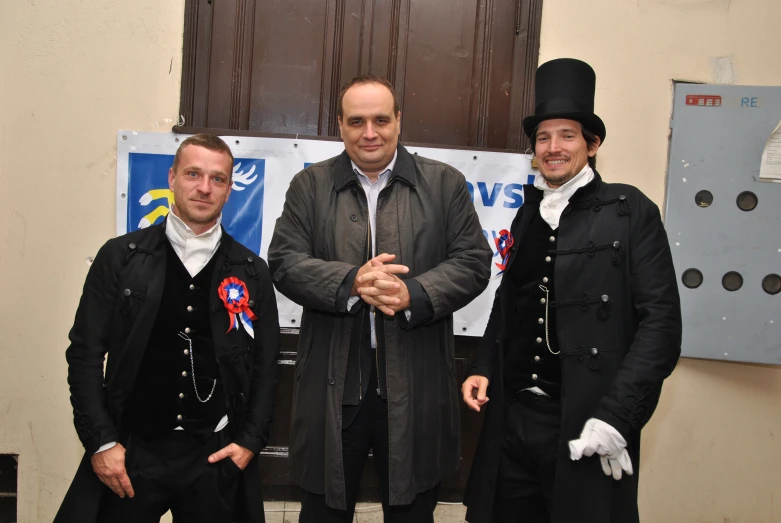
xmin=176 ymin=414 xmax=183 ymax=421
xmin=186 ymin=305 xmax=193 ymax=312
xmin=538 ymin=318 xmax=544 ymax=324
xmin=591 ymin=347 xmax=599 ymax=355
xmin=181 ymin=371 xmax=187 ymax=377
xmin=189 ymin=284 xmax=195 ymax=290
xmin=531 ymin=374 xmax=538 ymax=381
xmin=540 ymin=298 xmax=546 ymax=304
xmin=183 ymin=349 xmax=189 ymax=355
xmin=178 ymin=393 xmax=184 ymax=399
xmin=534 ymin=355 xmax=540 ymax=362
xmin=542 ymin=277 xmax=549 ymax=283
xmin=536 ymin=337 xmax=542 ymax=344
xmin=549 ymin=236 xmax=555 ymax=242
xmin=184 ymin=327 xmax=191 ymax=334
xmin=545 ymin=256 xmax=551 ymax=263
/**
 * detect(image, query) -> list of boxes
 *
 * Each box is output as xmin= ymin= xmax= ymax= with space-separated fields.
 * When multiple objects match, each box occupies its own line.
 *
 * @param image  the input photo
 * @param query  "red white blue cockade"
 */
xmin=218 ymin=277 xmax=258 ymax=338
xmin=494 ymin=229 xmax=514 ymax=275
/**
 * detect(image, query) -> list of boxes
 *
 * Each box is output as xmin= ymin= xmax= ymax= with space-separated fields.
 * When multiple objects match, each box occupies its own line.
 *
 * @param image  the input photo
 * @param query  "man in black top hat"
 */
xmin=461 ymin=58 xmax=682 ymax=523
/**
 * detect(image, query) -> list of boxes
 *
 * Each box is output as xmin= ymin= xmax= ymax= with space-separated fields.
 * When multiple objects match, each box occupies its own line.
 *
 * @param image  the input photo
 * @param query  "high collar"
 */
xmin=525 ymin=170 xmax=603 ymax=204
xmin=334 ymin=144 xmax=417 ymax=192
xmin=165 ymin=205 xmax=222 ymax=247
xmin=151 ymin=218 xmax=233 ymax=256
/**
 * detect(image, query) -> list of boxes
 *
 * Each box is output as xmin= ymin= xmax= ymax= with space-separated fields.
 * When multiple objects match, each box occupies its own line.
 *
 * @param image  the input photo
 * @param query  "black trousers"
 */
xmin=96 ymin=429 xmax=241 ymax=523
xmin=492 ymin=390 xmax=561 ymax=523
xmin=300 ymin=367 xmax=439 ymax=523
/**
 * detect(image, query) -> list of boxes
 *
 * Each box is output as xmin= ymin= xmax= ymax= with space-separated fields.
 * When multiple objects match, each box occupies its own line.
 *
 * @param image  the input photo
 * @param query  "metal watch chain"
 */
xmin=178 ymin=332 xmax=217 ymax=403
xmin=538 ymin=285 xmax=560 ymax=355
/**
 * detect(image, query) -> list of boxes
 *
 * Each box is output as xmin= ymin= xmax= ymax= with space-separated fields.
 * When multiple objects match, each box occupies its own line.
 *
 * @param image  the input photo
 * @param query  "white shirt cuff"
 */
xmin=95 ymin=441 xmax=117 ymax=454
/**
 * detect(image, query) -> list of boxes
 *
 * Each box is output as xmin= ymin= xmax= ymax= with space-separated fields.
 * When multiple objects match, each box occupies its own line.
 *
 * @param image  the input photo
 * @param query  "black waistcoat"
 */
xmin=123 ymin=241 xmax=226 ymax=442
xmin=503 ymin=210 xmax=562 ymax=397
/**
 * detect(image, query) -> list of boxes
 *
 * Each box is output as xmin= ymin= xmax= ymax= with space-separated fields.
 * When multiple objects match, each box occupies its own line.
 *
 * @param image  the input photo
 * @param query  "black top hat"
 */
xmin=522 ymin=58 xmax=606 ymax=143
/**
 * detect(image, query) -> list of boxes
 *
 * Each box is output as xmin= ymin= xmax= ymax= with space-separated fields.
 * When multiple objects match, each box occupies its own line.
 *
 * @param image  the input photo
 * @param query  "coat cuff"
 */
xmin=592 ymin=403 xmax=634 ymax=443
xmin=83 ymin=426 xmax=121 ymax=456
xmin=397 ymin=278 xmax=433 ymax=330
xmin=234 ymin=430 xmax=264 ymax=455
xmin=336 ymin=267 xmax=360 ymax=314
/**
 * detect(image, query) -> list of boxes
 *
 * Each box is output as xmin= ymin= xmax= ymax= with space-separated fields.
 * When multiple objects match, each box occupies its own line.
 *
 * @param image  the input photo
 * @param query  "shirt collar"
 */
xmin=165 ymin=204 xmax=223 ymax=247
xmin=351 ymin=150 xmax=398 ymax=184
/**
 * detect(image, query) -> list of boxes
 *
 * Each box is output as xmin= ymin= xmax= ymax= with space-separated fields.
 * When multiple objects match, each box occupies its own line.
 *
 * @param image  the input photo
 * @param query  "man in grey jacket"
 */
xmin=268 ymin=75 xmax=492 ymax=523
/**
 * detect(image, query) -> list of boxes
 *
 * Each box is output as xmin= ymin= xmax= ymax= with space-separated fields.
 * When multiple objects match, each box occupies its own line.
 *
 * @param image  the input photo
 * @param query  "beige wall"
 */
xmin=0 ymin=1 xmax=184 ymax=521
xmin=538 ymin=1 xmax=781 ymax=522
xmin=0 ymin=0 xmax=779 ymax=521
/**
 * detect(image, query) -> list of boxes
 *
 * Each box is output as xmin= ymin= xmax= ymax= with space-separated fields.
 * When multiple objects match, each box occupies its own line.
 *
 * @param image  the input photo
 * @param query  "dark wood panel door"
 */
xmin=180 ymin=0 xmax=542 ymax=149
xmin=178 ymin=0 xmax=543 ymax=501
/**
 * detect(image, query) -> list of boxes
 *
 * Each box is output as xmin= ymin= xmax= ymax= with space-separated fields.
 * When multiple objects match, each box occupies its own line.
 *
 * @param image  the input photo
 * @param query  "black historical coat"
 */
xmin=464 ymin=173 xmax=682 ymax=523
xmin=55 ymin=221 xmax=280 ymax=523
xmin=268 ymin=146 xmax=492 ymax=509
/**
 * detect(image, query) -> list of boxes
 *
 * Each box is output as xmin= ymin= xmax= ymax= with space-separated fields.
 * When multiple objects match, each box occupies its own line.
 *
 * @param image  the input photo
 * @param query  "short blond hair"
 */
xmin=171 ymin=133 xmax=234 ymax=174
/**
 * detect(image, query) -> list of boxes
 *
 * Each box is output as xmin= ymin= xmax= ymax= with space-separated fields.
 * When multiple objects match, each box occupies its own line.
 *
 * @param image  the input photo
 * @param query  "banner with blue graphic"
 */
xmin=117 ymin=131 xmax=535 ymax=336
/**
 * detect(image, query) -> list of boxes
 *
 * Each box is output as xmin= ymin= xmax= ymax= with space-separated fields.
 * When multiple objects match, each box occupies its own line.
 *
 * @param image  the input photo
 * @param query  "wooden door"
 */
xmin=177 ymin=0 xmax=543 ymax=501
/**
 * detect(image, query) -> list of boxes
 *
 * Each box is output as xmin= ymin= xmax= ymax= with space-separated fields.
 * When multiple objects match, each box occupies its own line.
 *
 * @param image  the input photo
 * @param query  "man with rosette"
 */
xmin=56 ymin=134 xmax=280 ymax=523
xmin=462 ymin=59 xmax=682 ymax=523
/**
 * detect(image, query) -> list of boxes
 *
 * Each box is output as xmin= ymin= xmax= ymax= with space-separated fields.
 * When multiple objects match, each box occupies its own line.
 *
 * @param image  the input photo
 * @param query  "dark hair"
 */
xmin=172 ymin=133 xmax=234 ymax=175
xmin=336 ymin=75 xmax=400 ymax=119
xmin=531 ymin=121 xmax=599 ymax=169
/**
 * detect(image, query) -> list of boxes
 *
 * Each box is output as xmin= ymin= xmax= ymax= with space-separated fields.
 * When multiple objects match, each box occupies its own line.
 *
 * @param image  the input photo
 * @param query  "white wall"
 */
xmin=0 ymin=1 xmax=184 ymax=520
xmin=538 ymin=1 xmax=781 ymax=521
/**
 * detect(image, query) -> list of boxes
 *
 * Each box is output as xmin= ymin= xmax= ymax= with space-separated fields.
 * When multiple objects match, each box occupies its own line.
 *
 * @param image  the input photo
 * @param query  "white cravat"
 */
xmin=533 ymin=165 xmax=594 ymax=230
xmin=165 ymin=205 xmax=223 ymax=277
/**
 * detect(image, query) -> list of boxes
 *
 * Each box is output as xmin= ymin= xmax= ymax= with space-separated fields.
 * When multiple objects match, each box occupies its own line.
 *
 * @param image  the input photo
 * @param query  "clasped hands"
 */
xmin=92 ymin=441 xmax=254 ymax=498
xmin=352 ymin=253 xmax=410 ymax=316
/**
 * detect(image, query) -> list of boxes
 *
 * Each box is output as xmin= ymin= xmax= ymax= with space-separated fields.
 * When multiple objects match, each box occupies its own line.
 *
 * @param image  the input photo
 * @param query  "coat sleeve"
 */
xmin=468 ymin=288 xmax=501 ymax=382
xmin=268 ymin=171 xmax=356 ymax=313
xmin=412 ymin=170 xmax=492 ymax=324
xmin=234 ymin=258 xmax=280 ymax=454
xmin=65 ymin=241 xmax=122 ymax=454
xmin=593 ymin=198 xmax=682 ymax=440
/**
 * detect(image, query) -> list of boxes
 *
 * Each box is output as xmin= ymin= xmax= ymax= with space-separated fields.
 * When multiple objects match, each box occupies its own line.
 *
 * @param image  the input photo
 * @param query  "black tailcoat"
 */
xmin=55 ymin=221 xmax=280 ymax=523
xmin=464 ymin=173 xmax=682 ymax=523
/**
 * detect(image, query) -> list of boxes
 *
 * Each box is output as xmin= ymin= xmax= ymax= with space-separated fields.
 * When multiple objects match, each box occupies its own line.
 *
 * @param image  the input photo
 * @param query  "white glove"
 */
xmin=569 ymin=418 xmax=633 ymax=480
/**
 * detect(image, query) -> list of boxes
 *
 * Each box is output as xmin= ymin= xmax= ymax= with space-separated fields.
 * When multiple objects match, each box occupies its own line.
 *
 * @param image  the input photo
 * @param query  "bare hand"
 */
xmin=208 ymin=442 xmax=255 ymax=470
xmin=91 ymin=444 xmax=134 ymax=498
xmin=461 ymin=375 xmax=490 ymax=412
xmin=358 ymin=272 xmax=411 ymax=316
xmin=351 ymin=253 xmax=409 ymax=296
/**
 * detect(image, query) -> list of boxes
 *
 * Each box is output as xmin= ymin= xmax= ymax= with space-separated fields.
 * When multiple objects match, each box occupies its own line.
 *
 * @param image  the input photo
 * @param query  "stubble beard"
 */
xmin=539 ymin=167 xmax=579 ymax=188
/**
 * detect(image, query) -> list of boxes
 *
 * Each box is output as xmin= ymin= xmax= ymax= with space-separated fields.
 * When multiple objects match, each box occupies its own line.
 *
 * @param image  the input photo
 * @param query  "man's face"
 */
xmin=338 ymin=82 xmax=401 ymax=176
xmin=168 ymin=144 xmax=232 ymax=233
xmin=534 ymin=119 xmax=600 ymax=188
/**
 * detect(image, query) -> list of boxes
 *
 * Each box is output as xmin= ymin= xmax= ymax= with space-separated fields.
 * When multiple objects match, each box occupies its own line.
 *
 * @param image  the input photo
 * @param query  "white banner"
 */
xmin=117 ymin=131 xmax=536 ymax=336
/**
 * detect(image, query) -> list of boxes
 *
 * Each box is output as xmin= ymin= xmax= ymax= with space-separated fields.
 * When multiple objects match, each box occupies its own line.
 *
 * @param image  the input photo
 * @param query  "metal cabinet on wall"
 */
xmin=665 ymin=83 xmax=781 ymax=366
xmin=177 ymin=0 xmax=543 ymax=500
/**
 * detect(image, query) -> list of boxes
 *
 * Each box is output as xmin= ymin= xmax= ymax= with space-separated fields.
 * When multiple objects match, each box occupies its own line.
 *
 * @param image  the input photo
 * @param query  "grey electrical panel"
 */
xmin=665 ymin=83 xmax=781 ymax=365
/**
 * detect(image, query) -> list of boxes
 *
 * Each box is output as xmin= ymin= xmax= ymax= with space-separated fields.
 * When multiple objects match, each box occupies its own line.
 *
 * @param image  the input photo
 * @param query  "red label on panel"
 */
xmin=686 ymin=95 xmax=722 ymax=107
